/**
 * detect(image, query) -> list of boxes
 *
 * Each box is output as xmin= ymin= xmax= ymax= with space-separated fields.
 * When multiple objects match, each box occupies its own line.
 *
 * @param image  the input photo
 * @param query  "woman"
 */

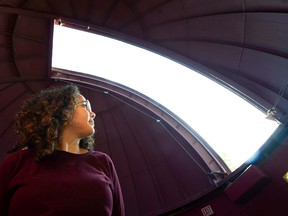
xmin=0 ymin=84 xmax=125 ymax=216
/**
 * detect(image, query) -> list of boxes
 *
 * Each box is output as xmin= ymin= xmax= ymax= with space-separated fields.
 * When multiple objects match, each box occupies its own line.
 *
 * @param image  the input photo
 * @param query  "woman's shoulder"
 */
xmin=0 ymin=149 xmax=35 ymax=179
xmin=0 ymin=149 xmax=34 ymax=168
xmin=89 ymin=150 xmax=111 ymax=161
xmin=89 ymin=150 xmax=115 ymax=168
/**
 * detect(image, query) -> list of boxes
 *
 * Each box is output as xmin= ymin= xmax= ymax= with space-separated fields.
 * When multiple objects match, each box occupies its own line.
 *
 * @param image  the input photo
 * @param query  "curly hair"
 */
xmin=14 ymin=84 xmax=95 ymax=161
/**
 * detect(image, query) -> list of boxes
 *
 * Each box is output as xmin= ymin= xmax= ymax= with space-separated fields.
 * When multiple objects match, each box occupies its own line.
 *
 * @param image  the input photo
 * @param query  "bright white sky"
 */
xmin=52 ymin=25 xmax=279 ymax=171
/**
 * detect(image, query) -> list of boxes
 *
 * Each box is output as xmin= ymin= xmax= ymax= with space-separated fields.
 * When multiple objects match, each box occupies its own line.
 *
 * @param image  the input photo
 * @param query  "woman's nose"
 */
xmin=91 ymin=111 xmax=96 ymax=119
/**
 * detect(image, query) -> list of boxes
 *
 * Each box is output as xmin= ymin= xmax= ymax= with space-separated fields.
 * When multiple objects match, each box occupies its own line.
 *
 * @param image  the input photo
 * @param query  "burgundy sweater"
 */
xmin=0 ymin=149 xmax=125 ymax=216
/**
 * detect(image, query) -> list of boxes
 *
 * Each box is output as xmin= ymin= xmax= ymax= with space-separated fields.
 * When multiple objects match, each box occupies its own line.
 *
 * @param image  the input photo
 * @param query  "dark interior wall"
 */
xmin=1 ymin=1 xmax=288 ymax=215
xmin=173 ymin=128 xmax=288 ymax=216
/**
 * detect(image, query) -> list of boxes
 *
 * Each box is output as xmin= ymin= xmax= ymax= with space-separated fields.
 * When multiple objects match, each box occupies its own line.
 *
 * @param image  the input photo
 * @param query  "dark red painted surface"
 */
xmin=0 ymin=1 xmax=288 ymax=215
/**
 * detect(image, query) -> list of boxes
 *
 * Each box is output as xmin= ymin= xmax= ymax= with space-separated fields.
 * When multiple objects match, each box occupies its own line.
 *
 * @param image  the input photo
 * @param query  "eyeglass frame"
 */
xmin=75 ymin=100 xmax=92 ymax=112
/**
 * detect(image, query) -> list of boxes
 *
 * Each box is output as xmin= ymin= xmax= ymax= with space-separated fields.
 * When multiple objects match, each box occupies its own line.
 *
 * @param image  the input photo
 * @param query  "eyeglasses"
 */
xmin=76 ymin=100 xmax=92 ymax=112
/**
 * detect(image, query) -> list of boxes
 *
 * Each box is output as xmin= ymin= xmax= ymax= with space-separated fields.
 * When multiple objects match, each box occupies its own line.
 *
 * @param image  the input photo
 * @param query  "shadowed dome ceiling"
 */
xmin=0 ymin=0 xmax=287 ymax=215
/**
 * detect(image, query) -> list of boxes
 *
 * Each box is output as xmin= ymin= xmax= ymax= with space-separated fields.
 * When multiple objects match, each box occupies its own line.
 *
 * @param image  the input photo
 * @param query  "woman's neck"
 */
xmin=57 ymin=133 xmax=87 ymax=154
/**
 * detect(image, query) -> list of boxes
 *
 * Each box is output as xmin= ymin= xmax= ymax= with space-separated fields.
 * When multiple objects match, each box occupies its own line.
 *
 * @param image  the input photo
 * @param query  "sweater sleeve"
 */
xmin=0 ymin=150 xmax=31 ymax=216
xmin=0 ymin=154 xmax=15 ymax=216
xmin=0 ymin=161 xmax=8 ymax=216
xmin=103 ymin=154 xmax=125 ymax=216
